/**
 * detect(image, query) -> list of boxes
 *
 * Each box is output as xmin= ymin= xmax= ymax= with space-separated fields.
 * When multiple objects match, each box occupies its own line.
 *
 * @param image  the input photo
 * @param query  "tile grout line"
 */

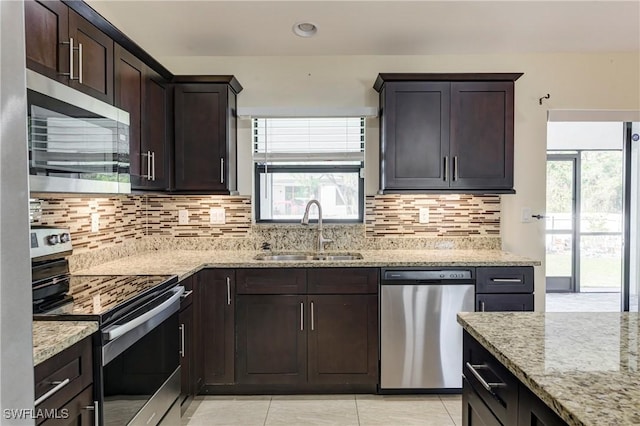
xmin=354 ymin=394 xmax=361 ymax=426
xmin=263 ymin=396 xmax=272 ymax=426
xmin=439 ymin=395 xmax=458 ymax=426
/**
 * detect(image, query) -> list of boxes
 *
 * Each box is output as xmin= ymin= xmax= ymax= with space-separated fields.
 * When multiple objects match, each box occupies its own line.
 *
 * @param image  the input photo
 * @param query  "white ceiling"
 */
xmin=86 ymin=1 xmax=640 ymax=57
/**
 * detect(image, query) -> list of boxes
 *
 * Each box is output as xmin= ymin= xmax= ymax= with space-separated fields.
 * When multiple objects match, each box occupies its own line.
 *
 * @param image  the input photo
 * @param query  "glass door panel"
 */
xmin=546 ymin=156 xmax=577 ymax=292
xmin=626 ymin=123 xmax=640 ymax=312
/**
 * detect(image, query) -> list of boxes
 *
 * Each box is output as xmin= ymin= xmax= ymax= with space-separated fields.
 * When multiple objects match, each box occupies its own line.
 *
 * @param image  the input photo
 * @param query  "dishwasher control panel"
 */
xmin=383 ymin=269 xmax=473 ymax=281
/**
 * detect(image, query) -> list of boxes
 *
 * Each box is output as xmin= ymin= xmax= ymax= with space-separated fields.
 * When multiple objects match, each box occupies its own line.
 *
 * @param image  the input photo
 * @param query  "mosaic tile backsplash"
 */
xmin=32 ymin=193 xmax=501 ymax=258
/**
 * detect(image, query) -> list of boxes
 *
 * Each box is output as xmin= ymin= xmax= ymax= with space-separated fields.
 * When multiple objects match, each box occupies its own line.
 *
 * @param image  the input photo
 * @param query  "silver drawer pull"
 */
xmin=180 ymin=290 xmax=193 ymax=299
xmin=491 ymin=278 xmax=522 ymax=283
xmin=465 ymin=362 xmax=505 ymax=392
xmin=35 ymin=378 xmax=70 ymax=406
xmin=84 ymin=400 xmax=99 ymax=425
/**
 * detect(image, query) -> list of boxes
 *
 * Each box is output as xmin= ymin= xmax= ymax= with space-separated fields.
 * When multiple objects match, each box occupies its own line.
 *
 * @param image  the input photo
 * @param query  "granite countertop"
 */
xmin=33 ymin=321 xmax=98 ymax=366
xmin=457 ymin=312 xmax=640 ymax=426
xmin=74 ymin=249 xmax=539 ymax=280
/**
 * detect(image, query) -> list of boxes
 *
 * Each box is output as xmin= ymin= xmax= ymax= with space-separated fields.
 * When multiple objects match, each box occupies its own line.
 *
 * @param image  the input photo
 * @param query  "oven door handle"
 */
xmin=103 ymin=286 xmax=184 ymax=341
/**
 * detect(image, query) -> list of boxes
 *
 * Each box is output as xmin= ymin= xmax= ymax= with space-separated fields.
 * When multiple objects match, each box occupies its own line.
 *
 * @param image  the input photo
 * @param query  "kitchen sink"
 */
xmin=254 ymin=253 xmax=363 ymax=261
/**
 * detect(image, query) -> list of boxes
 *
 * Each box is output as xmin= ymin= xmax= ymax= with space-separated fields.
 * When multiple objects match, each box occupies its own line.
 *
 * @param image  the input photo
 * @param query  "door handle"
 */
xmin=146 ymin=151 xmax=152 ymax=180
xmin=151 ymin=151 xmax=156 ymax=181
xmin=443 ymin=156 xmax=448 ymax=181
xmin=77 ymin=42 xmax=83 ymax=84
xmin=179 ymin=324 xmax=185 ymax=357
xmin=60 ymin=38 xmax=76 ymax=80
xmin=453 ymin=156 xmax=458 ymax=181
xmin=226 ymin=277 xmax=231 ymax=305
xmin=83 ymin=400 xmax=99 ymax=425
xmin=300 ymin=302 xmax=304 ymax=331
xmin=310 ymin=301 xmax=315 ymax=331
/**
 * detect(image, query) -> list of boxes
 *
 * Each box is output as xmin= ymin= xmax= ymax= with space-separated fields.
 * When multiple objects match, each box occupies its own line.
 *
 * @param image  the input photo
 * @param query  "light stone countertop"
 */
xmin=74 ymin=249 xmax=539 ymax=280
xmin=457 ymin=312 xmax=640 ymax=426
xmin=33 ymin=321 xmax=98 ymax=366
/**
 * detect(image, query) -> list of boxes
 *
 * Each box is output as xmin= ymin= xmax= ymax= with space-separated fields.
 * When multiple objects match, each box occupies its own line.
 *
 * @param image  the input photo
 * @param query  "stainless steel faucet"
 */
xmin=301 ymin=199 xmax=332 ymax=252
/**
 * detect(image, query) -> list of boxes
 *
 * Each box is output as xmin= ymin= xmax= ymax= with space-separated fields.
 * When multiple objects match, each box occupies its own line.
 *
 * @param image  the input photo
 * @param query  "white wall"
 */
xmin=161 ymin=52 xmax=640 ymax=311
xmin=0 ymin=0 xmax=35 ymax=423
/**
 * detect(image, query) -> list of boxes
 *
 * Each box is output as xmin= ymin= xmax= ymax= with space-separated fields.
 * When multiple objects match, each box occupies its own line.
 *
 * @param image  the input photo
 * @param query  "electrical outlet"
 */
xmin=419 ymin=208 xmax=430 ymax=224
xmin=91 ymin=213 xmax=100 ymax=232
xmin=209 ymin=208 xmax=226 ymax=224
xmin=178 ymin=209 xmax=189 ymax=225
xmin=521 ymin=207 xmax=532 ymax=223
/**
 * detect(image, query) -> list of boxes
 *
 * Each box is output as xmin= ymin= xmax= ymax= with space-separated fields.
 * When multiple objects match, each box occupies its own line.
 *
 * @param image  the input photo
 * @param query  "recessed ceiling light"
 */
xmin=293 ymin=22 xmax=318 ymax=38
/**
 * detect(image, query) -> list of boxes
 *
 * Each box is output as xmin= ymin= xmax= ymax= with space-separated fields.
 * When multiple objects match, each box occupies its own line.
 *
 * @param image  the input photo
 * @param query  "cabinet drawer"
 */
xmin=35 ymin=336 xmax=93 ymax=416
xmin=463 ymin=332 xmax=518 ymax=426
xmin=476 ymin=267 xmax=533 ymax=293
xmin=39 ymin=384 xmax=95 ymax=426
xmin=307 ymin=268 xmax=378 ymax=294
xmin=236 ymin=269 xmax=306 ymax=294
xmin=476 ymin=293 xmax=534 ymax=312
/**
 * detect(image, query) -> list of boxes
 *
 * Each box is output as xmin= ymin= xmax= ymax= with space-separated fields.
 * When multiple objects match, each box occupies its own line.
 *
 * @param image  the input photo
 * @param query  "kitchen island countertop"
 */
xmin=457 ymin=312 xmax=640 ymax=426
xmin=33 ymin=320 xmax=98 ymax=366
xmin=74 ymin=249 xmax=539 ymax=280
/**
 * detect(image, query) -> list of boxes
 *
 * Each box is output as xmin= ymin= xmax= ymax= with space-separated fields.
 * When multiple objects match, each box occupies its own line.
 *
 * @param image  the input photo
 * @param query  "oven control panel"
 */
xmin=30 ymin=227 xmax=72 ymax=260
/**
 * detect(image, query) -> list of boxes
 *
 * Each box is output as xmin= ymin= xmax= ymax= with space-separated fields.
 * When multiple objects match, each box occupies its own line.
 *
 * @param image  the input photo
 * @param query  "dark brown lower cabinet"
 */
xmin=179 ymin=303 xmax=193 ymax=405
xmin=200 ymin=269 xmax=235 ymax=386
xmin=463 ymin=331 xmax=567 ymax=426
xmin=462 ymin=379 xmax=501 ymax=426
xmin=307 ymin=294 xmax=378 ymax=385
xmin=236 ymin=295 xmax=307 ymax=385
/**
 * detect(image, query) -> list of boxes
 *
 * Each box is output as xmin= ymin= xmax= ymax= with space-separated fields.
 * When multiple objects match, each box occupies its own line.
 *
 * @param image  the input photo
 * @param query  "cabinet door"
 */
xmin=450 ymin=82 xmax=514 ymax=190
xmin=114 ymin=45 xmax=144 ymax=187
xmin=518 ymin=385 xmax=567 ymax=426
xmin=24 ymin=0 xmax=70 ymax=83
xmin=462 ymin=379 xmax=501 ymax=426
xmin=476 ymin=293 xmax=534 ymax=312
xmin=200 ymin=269 xmax=235 ymax=385
xmin=39 ymin=385 xmax=95 ymax=426
xmin=307 ymin=295 xmax=378 ymax=385
xmin=68 ymin=10 xmax=114 ymax=104
xmin=174 ymin=84 xmax=228 ymax=192
xmin=236 ymin=295 xmax=307 ymax=385
xmin=381 ymin=81 xmax=450 ymax=190
xmin=179 ymin=304 xmax=193 ymax=401
xmin=142 ymin=70 xmax=170 ymax=190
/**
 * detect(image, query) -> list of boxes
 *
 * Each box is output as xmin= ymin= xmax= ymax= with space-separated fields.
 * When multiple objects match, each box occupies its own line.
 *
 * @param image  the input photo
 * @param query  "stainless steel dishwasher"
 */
xmin=380 ymin=268 xmax=475 ymax=392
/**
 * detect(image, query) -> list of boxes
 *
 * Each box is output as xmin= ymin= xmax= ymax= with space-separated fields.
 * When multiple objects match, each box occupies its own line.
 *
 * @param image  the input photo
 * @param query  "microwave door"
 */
xmin=26 ymin=70 xmax=130 ymax=194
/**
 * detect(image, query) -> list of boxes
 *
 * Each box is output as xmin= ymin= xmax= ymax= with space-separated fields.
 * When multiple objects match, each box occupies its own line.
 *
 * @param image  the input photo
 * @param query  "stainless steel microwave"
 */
xmin=26 ymin=69 xmax=130 ymax=194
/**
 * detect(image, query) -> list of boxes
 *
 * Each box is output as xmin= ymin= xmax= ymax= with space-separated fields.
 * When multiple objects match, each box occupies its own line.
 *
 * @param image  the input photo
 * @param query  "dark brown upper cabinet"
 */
xmin=115 ymin=45 xmax=170 ymax=190
xmin=374 ymin=73 xmax=522 ymax=193
xmin=173 ymin=77 xmax=242 ymax=194
xmin=25 ymin=0 xmax=114 ymax=104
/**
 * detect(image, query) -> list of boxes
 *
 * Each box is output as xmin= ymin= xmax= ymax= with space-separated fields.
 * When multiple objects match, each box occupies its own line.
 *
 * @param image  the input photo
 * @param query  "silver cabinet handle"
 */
xmin=60 ymin=38 xmax=75 ymax=80
xmin=179 ymin=324 xmax=185 ymax=357
xmin=310 ymin=301 xmax=315 ymax=331
xmin=146 ymin=151 xmax=152 ymax=180
xmin=300 ymin=302 xmax=304 ymax=331
xmin=77 ymin=42 xmax=83 ymax=84
xmin=443 ymin=156 xmax=448 ymax=181
xmin=151 ymin=151 xmax=156 ymax=181
xmin=465 ymin=362 xmax=505 ymax=392
xmin=479 ymin=300 xmax=486 ymax=312
xmin=220 ymin=158 xmax=224 ymax=184
xmin=35 ymin=378 xmax=70 ymax=406
xmin=84 ymin=400 xmax=99 ymax=425
xmin=180 ymin=289 xmax=193 ymax=299
xmin=491 ymin=278 xmax=523 ymax=283
xmin=453 ymin=156 xmax=458 ymax=181
xmin=226 ymin=277 xmax=231 ymax=305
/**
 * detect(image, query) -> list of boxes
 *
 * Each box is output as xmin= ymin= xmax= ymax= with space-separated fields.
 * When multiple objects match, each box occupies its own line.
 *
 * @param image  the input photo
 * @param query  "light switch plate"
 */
xmin=210 ymin=208 xmax=226 ymax=224
xmin=521 ymin=207 xmax=532 ymax=223
xmin=91 ymin=213 xmax=100 ymax=232
xmin=178 ymin=209 xmax=189 ymax=225
xmin=419 ymin=208 xmax=430 ymax=224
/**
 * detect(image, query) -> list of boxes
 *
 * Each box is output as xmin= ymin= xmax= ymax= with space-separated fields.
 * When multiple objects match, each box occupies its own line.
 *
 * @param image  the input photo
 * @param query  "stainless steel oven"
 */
xmin=26 ymin=69 xmax=130 ymax=193
xmin=100 ymin=284 xmax=183 ymax=426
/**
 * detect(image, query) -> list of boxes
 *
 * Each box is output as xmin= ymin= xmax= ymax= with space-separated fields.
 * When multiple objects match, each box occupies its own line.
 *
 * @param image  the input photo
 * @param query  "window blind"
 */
xmin=252 ymin=117 xmax=365 ymax=162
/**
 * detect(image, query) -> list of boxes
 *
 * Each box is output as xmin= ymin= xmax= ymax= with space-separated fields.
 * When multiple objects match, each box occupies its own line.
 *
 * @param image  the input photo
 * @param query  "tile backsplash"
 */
xmin=32 ymin=193 xmax=501 ymax=258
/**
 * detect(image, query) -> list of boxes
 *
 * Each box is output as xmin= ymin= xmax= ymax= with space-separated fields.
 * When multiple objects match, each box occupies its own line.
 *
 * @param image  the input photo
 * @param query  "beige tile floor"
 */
xmin=182 ymin=394 xmax=462 ymax=426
